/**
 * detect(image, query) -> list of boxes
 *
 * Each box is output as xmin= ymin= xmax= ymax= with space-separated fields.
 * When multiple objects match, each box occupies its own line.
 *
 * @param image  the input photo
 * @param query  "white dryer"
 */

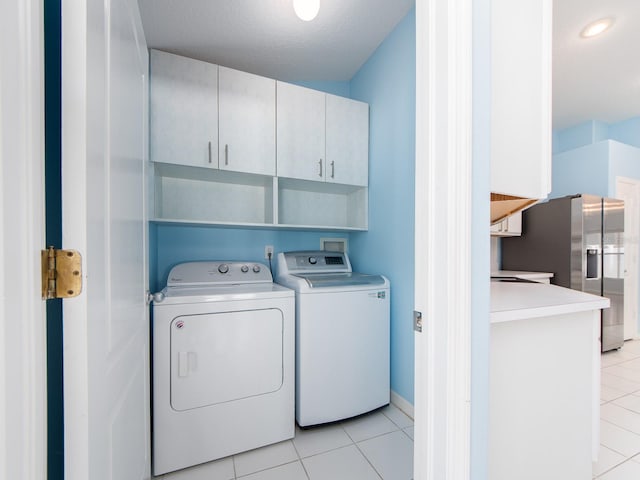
xmin=152 ymin=261 xmax=294 ymax=475
xmin=276 ymin=251 xmax=390 ymax=427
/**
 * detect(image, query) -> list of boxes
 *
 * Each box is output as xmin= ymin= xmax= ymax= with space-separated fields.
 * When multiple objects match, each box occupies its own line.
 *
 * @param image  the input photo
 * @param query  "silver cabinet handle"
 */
xmin=330 ymin=160 xmax=335 ymax=179
xmin=318 ymin=159 xmax=323 ymax=177
xmin=208 ymin=141 xmax=212 ymax=164
xmin=225 ymin=144 xmax=229 ymax=165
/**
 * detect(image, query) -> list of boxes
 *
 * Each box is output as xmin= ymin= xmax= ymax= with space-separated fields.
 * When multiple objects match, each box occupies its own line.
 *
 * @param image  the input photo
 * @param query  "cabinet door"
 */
xmin=326 ymin=94 xmax=369 ymax=187
xmin=490 ymin=0 xmax=551 ymax=199
xmin=276 ymin=82 xmax=326 ymax=182
xmin=490 ymin=211 xmax=522 ymax=237
xmin=218 ymin=66 xmax=276 ymax=176
xmin=150 ymin=50 xmax=218 ymax=168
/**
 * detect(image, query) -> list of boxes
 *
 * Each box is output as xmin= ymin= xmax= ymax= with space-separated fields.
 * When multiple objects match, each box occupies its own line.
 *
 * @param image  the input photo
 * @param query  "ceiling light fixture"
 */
xmin=580 ymin=17 xmax=615 ymax=38
xmin=293 ymin=0 xmax=320 ymax=22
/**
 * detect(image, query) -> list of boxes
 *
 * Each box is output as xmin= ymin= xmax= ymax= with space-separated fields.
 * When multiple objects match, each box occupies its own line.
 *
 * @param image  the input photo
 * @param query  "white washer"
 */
xmin=276 ymin=251 xmax=390 ymax=427
xmin=152 ymin=261 xmax=294 ymax=475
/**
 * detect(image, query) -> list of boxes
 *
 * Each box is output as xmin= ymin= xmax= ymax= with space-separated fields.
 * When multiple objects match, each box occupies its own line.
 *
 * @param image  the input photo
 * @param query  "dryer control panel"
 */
xmin=166 ymin=261 xmax=272 ymax=287
xmin=277 ymin=251 xmax=352 ymax=275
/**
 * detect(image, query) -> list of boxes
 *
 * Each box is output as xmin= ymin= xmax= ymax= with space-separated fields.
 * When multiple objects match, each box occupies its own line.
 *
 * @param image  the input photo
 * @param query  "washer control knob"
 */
xmin=241 ymin=265 xmax=249 ymax=273
xmin=252 ymin=264 xmax=261 ymax=273
xmin=308 ymin=257 xmax=317 ymax=265
xmin=218 ymin=264 xmax=229 ymax=274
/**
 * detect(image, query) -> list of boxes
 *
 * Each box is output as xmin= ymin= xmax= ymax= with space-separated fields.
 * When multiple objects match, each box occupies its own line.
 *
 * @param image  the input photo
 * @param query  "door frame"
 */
xmin=0 ymin=0 xmax=48 ymax=479
xmin=414 ymin=0 xmax=474 ymax=479
xmin=616 ymin=175 xmax=640 ymax=339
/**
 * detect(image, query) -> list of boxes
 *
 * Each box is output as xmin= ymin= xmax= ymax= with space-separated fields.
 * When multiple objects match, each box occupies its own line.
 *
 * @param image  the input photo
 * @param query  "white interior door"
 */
xmin=62 ymin=0 xmax=150 ymax=479
xmin=1 ymin=1 xmax=47 ymax=478
xmin=616 ymin=176 xmax=640 ymax=340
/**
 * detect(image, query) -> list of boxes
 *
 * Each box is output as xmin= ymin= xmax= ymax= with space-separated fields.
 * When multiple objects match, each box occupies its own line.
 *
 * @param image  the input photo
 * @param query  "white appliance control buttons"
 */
xmin=253 ymin=264 xmax=261 ymax=273
xmin=241 ymin=265 xmax=249 ymax=273
xmin=218 ymin=264 xmax=229 ymax=274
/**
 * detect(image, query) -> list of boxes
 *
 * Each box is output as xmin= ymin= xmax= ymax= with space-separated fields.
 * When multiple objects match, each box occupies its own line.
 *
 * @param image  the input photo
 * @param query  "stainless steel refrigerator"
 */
xmin=502 ymin=194 xmax=625 ymax=352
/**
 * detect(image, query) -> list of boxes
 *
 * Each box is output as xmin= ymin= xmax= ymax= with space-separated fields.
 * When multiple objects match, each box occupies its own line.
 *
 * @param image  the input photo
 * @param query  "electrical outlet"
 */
xmin=264 ymin=245 xmax=274 ymax=260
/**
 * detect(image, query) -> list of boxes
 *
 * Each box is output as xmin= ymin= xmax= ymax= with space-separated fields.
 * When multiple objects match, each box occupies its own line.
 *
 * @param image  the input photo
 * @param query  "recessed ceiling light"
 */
xmin=580 ymin=17 xmax=615 ymax=38
xmin=293 ymin=0 xmax=320 ymax=22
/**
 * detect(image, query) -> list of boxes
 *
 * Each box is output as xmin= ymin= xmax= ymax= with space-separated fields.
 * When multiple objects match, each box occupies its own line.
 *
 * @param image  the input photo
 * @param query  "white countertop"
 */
xmin=491 ymin=270 xmax=554 ymax=280
xmin=491 ymin=281 xmax=610 ymax=323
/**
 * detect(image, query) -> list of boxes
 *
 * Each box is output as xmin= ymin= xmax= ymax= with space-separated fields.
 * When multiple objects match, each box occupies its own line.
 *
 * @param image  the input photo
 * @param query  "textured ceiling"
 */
xmin=553 ymin=0 xmax=640 ymax=129
xmin=137 ymin=0 xmax=415 ymax=82
xmin=138 ymin=0 xmax=639 ymax=130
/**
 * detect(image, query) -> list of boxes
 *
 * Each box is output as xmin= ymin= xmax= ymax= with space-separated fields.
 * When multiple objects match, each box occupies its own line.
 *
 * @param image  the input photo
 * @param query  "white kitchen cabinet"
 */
xmin=150 ymin=50 xmax=218 ymax=168
xmin=276 ymin=82 xmax=326 ymax=182
xmin=277 ymin=83 xmax=369 ymax=188
xmin=490 ymin=0 xmax=551 ymax=200
xmin=489 ymin=309 xmax=600 ymax=479
xmin=326 ymin=94 xmax=369 ymax=187
xmin=490 ymin=211 xmax=522 ymax=236
xmin=218 ymin=66 xmax=276 ymax=176
xmin=149 ymin=54 xmax=368 ymax=230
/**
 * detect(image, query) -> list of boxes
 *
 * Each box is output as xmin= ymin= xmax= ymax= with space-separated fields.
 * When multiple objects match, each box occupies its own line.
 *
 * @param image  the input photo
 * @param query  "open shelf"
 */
xmin=277 ymin=178 xmax=367 ymax=230
xmin=153 ymin=163 xmax=274 ymax=224
xmin=150 ymin=163 xmax=368 ymax=231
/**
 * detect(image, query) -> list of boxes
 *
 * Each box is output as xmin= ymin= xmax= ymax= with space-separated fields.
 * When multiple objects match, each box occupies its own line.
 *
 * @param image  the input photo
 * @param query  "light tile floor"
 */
xmin=595 ymin=339 xmax=640 ymax=478
xmin=156 ymin=404 xmax=414 ymax=480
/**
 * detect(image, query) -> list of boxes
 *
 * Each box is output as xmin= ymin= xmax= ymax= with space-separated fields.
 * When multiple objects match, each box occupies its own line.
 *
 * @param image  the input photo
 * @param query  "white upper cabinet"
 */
xmin=150 ymin=50 xmax=218 ymax=168
xmin=326 ymin=94 xmax=369 ymax=187
xmin=218 ymin=66 xmax=276 ymax=176
xmin=490 ymin=211 xmax=522 ymax=237
xmin=149 ymin=54 xmax=369 ymax=230
xmin=276 ymin=82 xmax=326 ymax=182
xmin=490 ymin=0 xmax=551 ymax=199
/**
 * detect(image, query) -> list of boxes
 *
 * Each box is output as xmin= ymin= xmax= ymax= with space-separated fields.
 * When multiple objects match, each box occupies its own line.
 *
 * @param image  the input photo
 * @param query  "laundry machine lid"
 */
xmin=155 ymin=282 xmax=293 ymax=305
xmin=293 ymin=272 xmax=386 ymax=288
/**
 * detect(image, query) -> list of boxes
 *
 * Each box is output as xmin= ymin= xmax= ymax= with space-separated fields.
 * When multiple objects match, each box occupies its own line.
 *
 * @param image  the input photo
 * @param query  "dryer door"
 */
xmin=170 ymin=308 xmax=284 ymax=411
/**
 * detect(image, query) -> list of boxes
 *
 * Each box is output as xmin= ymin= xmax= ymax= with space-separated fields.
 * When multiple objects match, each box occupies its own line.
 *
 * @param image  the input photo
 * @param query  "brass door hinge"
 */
xmin=41 ymin=246 xmax=82 ymax=300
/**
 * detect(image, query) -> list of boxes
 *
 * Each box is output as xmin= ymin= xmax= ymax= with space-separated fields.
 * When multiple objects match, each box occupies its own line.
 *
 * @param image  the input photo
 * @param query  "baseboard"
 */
xmin=390 ymin=390 xmax=414 ymax=420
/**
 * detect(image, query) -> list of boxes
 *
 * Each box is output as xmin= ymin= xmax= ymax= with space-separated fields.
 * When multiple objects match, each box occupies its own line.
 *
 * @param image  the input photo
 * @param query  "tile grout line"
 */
xmin=595 ymin=457 xmax=638 ymax=479
xmin=232 ymin=455 xmax=238 ymax=480
xmin=351 ymin=440 xmax=384 ymax=480
xmin=289 ymin=432 xmax=312 ymax=480
xmin=235 ymin=459 xmax=302 ymax=479
xmin=600 ymin=402 xmax=640 ymax=432
xmin=600 ymin=418 xmax=640 ymax=450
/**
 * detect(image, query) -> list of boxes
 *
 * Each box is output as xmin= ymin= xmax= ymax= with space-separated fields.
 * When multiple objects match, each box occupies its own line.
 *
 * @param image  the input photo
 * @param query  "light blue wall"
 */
xmin=554 ymin=116 xmax=640 ymax=154
xmin=151 ymin=225 xmax=348 ymax=291
xmin=550 ymin=141 xmax=610 ymax=199
xmin=552 ymin=120 xmax=640 ymax=199
xmin=609 ymin=117 xmax=640 ymax=149
xmin=348 ymin=8 xmax=416 ymax=405
xmin=471 ymin=0 xmax=491 ymax=477
xmin=553 ymin=120 xmax=609 ymax=154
